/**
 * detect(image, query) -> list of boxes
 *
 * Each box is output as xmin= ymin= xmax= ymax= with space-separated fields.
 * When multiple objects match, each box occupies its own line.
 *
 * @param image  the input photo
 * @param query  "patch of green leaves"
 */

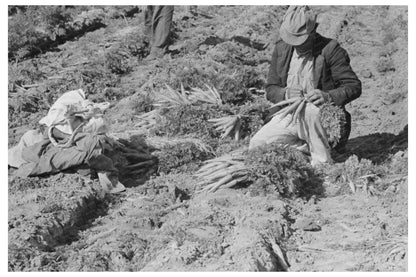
xmin=155 ymin=142 xmax=215 ymax=174
xmin=244 ymin=142 xmax=318 ymax=198
xmin=319 ymin=103 xmax=347 ymax=148
xmin=152 ymin=103 xmax=230 ymax=138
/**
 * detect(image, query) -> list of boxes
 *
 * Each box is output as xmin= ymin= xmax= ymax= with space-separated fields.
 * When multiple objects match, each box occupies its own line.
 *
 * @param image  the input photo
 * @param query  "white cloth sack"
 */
xmin=39 ymin=89 xmax=94 ymax=135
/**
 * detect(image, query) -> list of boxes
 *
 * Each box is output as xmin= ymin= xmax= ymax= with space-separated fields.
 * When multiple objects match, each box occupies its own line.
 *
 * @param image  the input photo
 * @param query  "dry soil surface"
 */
xmin=8 ymin=6 xmax=407 ymax=272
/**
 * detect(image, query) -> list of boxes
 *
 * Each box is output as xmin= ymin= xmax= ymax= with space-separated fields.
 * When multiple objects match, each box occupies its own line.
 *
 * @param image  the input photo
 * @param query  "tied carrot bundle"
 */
xmin=269 ymin=95 xmax=346 ymax=148
xmin=134 ymin=109 xmax=161 ymax=130
xmin=134 ymin=84 xmax=224 ymax=133
xmin=207 ymin=115 xmax=242 ymax=141
xmin=269 ymin=96 xmax=308 ymax=127
xmin=194 ymin=150 xmax=249 ymax=193
xmin=154 ymin=83 xmax=222 ymax=109
xmin=195 ymin=142 xmax=318 ymax=196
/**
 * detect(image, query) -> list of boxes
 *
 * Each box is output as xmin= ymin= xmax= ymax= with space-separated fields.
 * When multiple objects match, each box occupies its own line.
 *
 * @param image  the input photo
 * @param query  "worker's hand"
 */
xmin=305 ymin=89 xmax=331 ymax=107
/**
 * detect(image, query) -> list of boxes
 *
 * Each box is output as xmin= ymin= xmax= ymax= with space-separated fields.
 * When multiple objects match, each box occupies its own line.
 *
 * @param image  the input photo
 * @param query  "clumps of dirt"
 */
xmin=324 ymin=155 xmax=382 ymax=195
xmin=7 ymin=5 xmax=409 ymax=272
xmin=127 ymin=32 xmax=269 ymax=100
xmin=285 ymin=174 xmax=408 ymax=271
xmin=141 ymin=190 xmax=291 ymax=271
xmin=140 ymin=173 xmax=196 ymax=203
xmin=8 ymin=6 xmax=139 ymax=61
xmin=8 ymin=173 xmax=107 ymax=271
xmin=9 ymin=175 xmax=50 ymax=194
xmin=8 ymin=90 xmax=50 ymax=129
xmin=206 ymin=41 xmax=258 ymax=64
xmin=59 ymin=173 xmax=197 ymax=271
xmin=244 ymin=142 xmax=322 ymax=198
xmin=339 ymin=125 xmax=408 ymax=164
xmin=374 ymin=7 xmax=406 ymax=74
xmin=213 ymin=6 xmax=284 ymax=44
xmin=331 ymin=6 xmax=408 ymax=138
xmin=107 ymin=91 xmax=155 ymax=128
xmin=105 ymin=31 xmax=149 ymax=75
xmin=54 ymin=176 xmax=292 ymax=271
xmin=66 ymin=231 xmax=150 ymax=271
xmin=323 ymin=147 xmax=408 ymax=196
xmin=8 ymin=11 xmax=146 ymax=129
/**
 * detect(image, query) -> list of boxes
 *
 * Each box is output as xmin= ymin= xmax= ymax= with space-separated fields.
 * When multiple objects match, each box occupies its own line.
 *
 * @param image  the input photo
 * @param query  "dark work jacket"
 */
xmin=266 ymin=33 xmax=362 ymax=150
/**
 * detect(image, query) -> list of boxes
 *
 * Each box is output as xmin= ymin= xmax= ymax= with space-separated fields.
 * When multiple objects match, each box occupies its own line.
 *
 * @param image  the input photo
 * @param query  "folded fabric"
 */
xmin=8 ymin=129 xmax=46 ymax=168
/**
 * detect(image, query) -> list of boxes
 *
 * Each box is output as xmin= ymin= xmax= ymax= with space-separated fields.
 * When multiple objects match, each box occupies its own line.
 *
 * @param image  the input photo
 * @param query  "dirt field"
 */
xmin=8 ymin=6 xmax=408 ymax=271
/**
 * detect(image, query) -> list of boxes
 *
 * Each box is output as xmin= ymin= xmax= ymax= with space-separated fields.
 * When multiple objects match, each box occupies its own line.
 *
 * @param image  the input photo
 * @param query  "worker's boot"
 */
xmin=97 ymin=172 xmax=126 ymax=194
xmin=144 ymin=47 xmax=165 ymax=61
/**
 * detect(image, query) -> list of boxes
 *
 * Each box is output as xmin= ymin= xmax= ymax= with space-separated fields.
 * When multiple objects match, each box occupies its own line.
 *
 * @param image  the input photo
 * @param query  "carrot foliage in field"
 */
xmin=152 ymin=104 xmax=230 ymax=138
xmin=245 ymin=142 xmax=319 ymax=197
xmin=156 ymin=142 xmax=215 ymax=174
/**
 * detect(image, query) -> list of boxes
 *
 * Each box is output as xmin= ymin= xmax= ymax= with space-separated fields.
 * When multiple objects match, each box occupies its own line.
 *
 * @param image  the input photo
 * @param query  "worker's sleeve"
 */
xmin=325 ymin=44 xmax=362 ymax=106
xmin=265 ymin=44 xmax=286 ymax=104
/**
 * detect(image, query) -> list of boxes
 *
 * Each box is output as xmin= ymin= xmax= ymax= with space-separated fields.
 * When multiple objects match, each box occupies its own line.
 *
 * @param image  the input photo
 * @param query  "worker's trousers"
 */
xmin=249 ymin=103 xmax=333 ymax=166
xmin=144 ymin=6 xmax=174 ymax=53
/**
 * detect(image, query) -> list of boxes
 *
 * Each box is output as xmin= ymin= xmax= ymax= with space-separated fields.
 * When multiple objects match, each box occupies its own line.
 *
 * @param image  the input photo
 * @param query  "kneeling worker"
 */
xmin=250 ymin=6 xmax=361 ymax=166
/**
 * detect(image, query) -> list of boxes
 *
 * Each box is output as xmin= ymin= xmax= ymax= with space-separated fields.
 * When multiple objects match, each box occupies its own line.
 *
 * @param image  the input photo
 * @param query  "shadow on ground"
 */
xmin=333 ymin=125 xmax=408 ymax=164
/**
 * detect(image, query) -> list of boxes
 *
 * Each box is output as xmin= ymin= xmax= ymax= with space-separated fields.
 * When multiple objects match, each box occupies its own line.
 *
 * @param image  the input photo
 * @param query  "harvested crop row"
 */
xmin=8 ymin=174 xmax=106 ymax=270
xmin=8 ymin=6 xmax=140 ymax=61
xmin=152 ymin=137 xmax=215 ymax=174
xmin=134 ymin=84 xmax=269 ymax=144
xmin=107 ymin=135 xmax=159 ymax=186
xmin=195 ymin=142 xmax=319 ymax=197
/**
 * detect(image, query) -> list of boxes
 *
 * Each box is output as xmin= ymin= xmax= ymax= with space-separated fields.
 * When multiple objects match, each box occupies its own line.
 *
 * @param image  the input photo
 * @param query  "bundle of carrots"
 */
xmin=155 ymin=83 xmax=222 ymax=108
xmin=269 ymin=96 xmax=308 ymax=126
xmin=188 ymin=85 xmax=222 ymax=106
xmin=135 ymin=84 xmax=223 ymax=131
xmin=195 ymin=142 xmax=315 ymax=195
xmin=268 ymin=93 xmax=345 ymax=146
xmin=194 ymin=150 xmax=248 ymax=193
xmin=134 ymin=109 xmax=161 ymax=130
xmin=207 ymin=115 xmax=241 ymax=141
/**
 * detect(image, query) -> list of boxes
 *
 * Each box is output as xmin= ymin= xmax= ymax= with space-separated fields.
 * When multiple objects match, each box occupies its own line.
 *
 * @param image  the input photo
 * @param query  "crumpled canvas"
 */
xmin=9 ymin=88 xmax=112 ymax=173
xmin=39 ymin=89 xmax=94 ymax=135
xmin=8 ymin=129 xmax=46 ymax=168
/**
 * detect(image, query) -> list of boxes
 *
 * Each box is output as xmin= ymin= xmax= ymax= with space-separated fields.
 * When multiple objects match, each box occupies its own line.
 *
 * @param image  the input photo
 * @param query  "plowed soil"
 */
xmin=8 ymin=6 xmax=408 ymax=272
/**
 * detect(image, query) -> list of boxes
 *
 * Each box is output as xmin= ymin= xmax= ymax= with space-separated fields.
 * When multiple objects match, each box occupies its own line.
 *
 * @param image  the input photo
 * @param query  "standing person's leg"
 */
xmin=297 ymin=103 xmax=333 ymax=166
xmin=144 ymin=6 xmax=154 ymax=44
xmin=149 ymin=5 xmax=174 ymax=58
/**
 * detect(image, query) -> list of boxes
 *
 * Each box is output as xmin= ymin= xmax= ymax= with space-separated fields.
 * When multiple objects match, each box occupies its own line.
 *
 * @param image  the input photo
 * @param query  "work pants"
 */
xmin=249 ymin=103 xmax=333 ymax=166
xmin=144 ymin=5 xmax=174 ymax=53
